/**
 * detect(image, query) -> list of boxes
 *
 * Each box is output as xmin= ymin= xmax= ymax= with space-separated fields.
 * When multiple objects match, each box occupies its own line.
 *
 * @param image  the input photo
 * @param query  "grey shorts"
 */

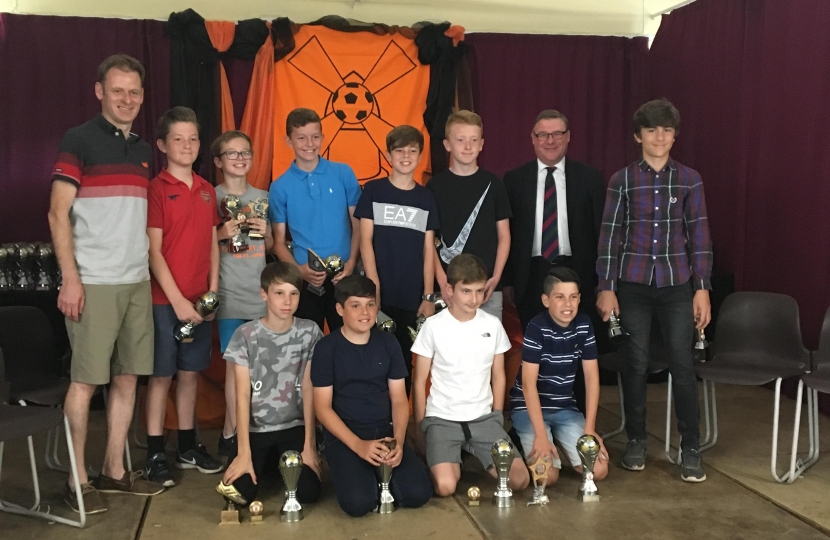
xmin=421 ymin=410 xmax=509 ymax=470
xmin=480 ymin=291 xmax=503 ymax=321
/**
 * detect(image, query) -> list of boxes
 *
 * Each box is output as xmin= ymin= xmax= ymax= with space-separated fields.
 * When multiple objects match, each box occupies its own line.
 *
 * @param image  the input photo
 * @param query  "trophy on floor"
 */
xmin=576 ymin=435 xmax=601 ymax=502
xmin=491 ymin=439 xmax=515 ymax=507
xmin=608 ymin=309 xmax=628 ymax=345
xmin=306 ymin=248 xmax=343 ymax=296
xmin=174 ymin=291 xmax=219 ymax=343
xmin=376 ymin=438 xmax=397 ymax=513
xmin=0 ymin=246 xmax=10 ymax=292
xmin=527 ymin=455 xmax=551 ymax=506
xmin=467 ymin=486 xmax=481 ymax=507
xmin=240 ymin=198 xmax=269 ymax=240
xmin=376 ymin=310 xmax=397 ymax=333
xmin=219 ymin=499 xmax=241 ymax=525
xmin=249 ymin=501 xmax=264 ymax=523
xmin=279 ymin=450 xmax=304 ymax=522
xmin=221 ymin=195 xmax=249 ymax=253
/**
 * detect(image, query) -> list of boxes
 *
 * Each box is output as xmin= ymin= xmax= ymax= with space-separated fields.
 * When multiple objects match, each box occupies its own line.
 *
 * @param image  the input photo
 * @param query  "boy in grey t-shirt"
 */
xmin=215 ymin=262 xmax=322 ymax=506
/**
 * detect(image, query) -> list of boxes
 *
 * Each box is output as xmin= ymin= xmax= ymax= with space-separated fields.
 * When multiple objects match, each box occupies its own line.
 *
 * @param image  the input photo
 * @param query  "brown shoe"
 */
xmin=96 ymin=470 xmax=165 ymax=496
xmin=64 ymin=482 xmax=107 ymax=514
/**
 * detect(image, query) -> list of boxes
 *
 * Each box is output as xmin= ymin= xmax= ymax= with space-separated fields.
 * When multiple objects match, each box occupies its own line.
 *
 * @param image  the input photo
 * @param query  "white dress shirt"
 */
xmin=532 ymin=157 xmax=571 ymax=257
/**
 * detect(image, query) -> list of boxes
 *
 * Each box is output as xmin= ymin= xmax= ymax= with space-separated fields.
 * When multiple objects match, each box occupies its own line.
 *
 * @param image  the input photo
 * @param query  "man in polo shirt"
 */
xmin=269 ymin=108 xmax=361 ymax=332
xmin=48 ymin=54 xmax=165 ymax=515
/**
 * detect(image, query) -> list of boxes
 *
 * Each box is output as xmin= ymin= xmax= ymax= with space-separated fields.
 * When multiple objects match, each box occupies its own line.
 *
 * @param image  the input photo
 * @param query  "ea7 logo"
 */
xmin=383 ymin=205 xmax=417 ymax=222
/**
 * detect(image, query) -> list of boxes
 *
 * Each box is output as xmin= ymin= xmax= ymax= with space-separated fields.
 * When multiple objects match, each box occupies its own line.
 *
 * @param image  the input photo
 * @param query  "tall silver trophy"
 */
xmin=376 ymin=439 xmax=396 ymax=513
xmin=279 ymin=450 xmax=304 ymax=522
xmin=491 ymin=439 xmax=515 ymax=507
xmin=527 ymin=455 xmax=551 ymax=506
xmin=174 ymin=291 xmax=219 ymax=343
xmin=376 ymin=310 xmax=397 ymax=333
xmin=576 ymin=435 xmax=600 ymax=502
xmin=306 ymin=248 xmax=343 ymax=296
xmin=220 ymin=195 xmax=249 ymax=253
xmin=607 ymin=309 xmax=628 ymax=345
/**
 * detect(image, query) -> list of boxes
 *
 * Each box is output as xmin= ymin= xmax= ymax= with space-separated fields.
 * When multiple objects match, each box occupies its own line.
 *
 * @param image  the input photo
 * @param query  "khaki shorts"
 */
xmin=66 ymin=281 xmax=154 ymax=385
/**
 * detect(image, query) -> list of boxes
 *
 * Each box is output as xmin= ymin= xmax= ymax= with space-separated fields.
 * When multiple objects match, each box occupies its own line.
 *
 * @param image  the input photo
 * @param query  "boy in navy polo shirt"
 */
xmin=145 ymin=107 xmax=224 ymax=486
xmin=312 ymin=274 xmax=432 ymax=517
xmin=354 ymin=125 xmax=439 ymax=394
xmin=269 ymin=108 xmax=361 ymax=332
xmin=509 ymin=267 xmax=608 ymax=486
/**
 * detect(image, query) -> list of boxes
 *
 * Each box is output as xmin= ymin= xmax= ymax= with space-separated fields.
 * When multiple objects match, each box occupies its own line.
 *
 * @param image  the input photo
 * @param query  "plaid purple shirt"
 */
xmin=597 ymin=158 xmax=712 ymax=291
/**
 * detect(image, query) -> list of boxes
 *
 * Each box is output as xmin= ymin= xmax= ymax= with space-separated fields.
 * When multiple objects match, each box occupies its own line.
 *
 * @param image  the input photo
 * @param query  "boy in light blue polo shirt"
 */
xmin=269 ymin=108 xmax=361 ymax=332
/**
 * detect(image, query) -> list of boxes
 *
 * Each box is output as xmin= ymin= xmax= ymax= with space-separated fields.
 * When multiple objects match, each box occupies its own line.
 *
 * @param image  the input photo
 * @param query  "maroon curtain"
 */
xmin=649 ymin=0 xmax=830 ymax=349
xmin=0 ymin=14 xmax=170 ymax=244
xmin=465 ymin=33 xmax=650 ymax=181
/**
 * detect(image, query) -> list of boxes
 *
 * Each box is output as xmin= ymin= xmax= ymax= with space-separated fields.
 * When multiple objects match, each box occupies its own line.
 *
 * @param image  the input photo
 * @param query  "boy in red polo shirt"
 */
xmin=145 ymin=106 xmax=223 ymax=486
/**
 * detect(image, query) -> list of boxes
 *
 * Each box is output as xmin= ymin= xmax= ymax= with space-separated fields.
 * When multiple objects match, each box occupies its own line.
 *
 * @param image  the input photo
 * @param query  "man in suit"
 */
xmin=504 ymin=110 xmax=606 ymax=411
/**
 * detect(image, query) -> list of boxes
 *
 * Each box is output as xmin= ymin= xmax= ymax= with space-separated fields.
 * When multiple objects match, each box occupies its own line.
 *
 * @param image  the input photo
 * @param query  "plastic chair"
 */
xmin=0 ymin=349 xmax=87 ymax=527
xmin=667 ymin=292 xmax=809 ymax=481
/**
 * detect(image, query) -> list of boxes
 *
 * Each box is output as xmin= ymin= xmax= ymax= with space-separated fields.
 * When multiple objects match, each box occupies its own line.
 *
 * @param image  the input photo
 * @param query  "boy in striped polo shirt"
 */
xmin=509 ymin=267 xmax=608 ymax=486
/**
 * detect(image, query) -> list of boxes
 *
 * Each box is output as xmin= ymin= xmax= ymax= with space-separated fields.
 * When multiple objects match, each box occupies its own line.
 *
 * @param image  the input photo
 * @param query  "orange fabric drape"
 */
xmin=240 ymin=21 xmax=275 ymax=191
xmin=205 ymin=20 xmax=236 ymax=136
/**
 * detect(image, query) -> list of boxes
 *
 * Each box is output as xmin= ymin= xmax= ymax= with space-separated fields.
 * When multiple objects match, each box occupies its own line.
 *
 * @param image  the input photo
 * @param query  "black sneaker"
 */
xmin=218 ymin=433 xmax=237 ymax=457
xmin=621 ymin=439 xmax=647 ymax=471
xmin=145 ymin=452 xmax=176 ymax=487
xmin=177 ymin=443 xmax=224 ymax=474
xmin=681 ymin=448 xmax=707 ymax=482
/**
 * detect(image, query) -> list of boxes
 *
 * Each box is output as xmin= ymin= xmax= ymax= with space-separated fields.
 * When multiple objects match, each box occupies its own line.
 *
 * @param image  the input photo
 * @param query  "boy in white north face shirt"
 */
xmin=412 ymin=254 xmax=529 ymax=496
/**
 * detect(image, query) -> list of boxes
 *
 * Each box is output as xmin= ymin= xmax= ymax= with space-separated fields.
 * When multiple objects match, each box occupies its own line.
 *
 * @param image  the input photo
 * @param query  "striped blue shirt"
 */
xmin=509 ymin=312 xmax=597 ymax=412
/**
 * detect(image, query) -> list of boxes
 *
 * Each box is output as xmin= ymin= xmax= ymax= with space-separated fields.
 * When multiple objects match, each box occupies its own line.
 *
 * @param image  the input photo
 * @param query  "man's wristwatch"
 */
xmin=422 ymin=293 xmax=438 ymax=302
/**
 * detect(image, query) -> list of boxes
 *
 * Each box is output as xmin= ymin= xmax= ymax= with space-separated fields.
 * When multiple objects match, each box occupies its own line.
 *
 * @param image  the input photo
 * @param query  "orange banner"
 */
xmin=272 ymin=26 xmax=431 ymax=185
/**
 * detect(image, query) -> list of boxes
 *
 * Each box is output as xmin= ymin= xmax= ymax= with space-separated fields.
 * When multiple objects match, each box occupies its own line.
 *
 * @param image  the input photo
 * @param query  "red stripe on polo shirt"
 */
xmin=86 ymin=163 xmax=151 ymax=177
xmin=80 ymin=173 xmax=149 ymax=189
xmin=52 ymin=154 xmax=81 ymax=183
xmin=75 ymin=185 xmax=149 ymax=199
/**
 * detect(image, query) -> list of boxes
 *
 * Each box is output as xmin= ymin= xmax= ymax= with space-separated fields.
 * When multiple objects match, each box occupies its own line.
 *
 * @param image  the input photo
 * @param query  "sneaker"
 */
xmin=215 ymin=481 xmax=247 ymax=505
xmin=96 ymin=470 xmax=166 ymax=496
xmin=145 ymin=452 xmax=176 ymax=487
xmin=218 ymin=433 xmax=237 ymax=457
xmin=177 ymin=443 xmax=224 ymax=474
xmin=621 ymin=439 xmax=647 ymax=471
xmin=64 ymin=481 xmax=107 ymax=514
xmin=681 ymin=448 xmax=707 ymax=482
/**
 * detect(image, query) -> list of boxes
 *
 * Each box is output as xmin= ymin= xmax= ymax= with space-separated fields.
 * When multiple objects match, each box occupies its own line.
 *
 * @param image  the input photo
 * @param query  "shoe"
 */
xmin=215 ymin=481 xmax=247 ymax=505
xmin=681 ymin=448 xmax=707 ymax=482
xmin=145 ymin=452 xmax=176 ymax=487
xmin=218 ymin=433 xmax=237 ymax=457
xmin=177 ymin=443 xmax=224 ymax=474
xmin=621 ymin=439 xmax=647 ymax=471
xmin=96 ymin=470 xmax=166 ymax=496
xmin=64 ymin=481 xmax=107 ymax=514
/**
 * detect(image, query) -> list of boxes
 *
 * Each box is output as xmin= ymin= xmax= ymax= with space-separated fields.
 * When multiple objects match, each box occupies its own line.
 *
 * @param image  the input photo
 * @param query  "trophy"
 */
xmin=695 ymin=327 xmax=709 ymax=350
xmin=608 ymin=309 xmax=628 ymax=344
xmin=220 ymin=195 xmax=249 ymax=253
xmin=0 ymin=246 xmax=10 ymax=292
xmin=34 ymin=243 xmax=55 ymax=291
xmin=240 ymin=198 xmax=269 ymax=240
xmin=376 ymin=438 xmax=396 ymax=514
xmin=467 ymin=486 xmax=481 ymax=507
xmin=249 ymin=501 xmax=264 ymax=523
xmin=527 ymin=455 xmax=551 ymax=506
xmin=377 ymin=310 xmax=397 ymax=333
xmin=407 ymin=296 xmax=448 ymax=342
xmin=219 ymin=499 xmax=241 ymax=525
xmin=576 ymin=435 xmax=601 ymax=502
xmin=279 ymin=450 xmax=304 ymax=522
xmin=174 ymin=291 xmax=219 ymax=343
xmin=12 ymin=243 xmax=36 ymax=291
xmin=306 ymin=248 xmax=344 ymax=296
xmin=491 ymin=439 xmax=515 ymax=507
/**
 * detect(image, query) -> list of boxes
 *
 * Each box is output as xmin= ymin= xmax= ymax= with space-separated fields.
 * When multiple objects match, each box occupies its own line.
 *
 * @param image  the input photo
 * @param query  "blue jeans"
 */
xmin=618 ymin=280 xmax=700 ymax=450
xmin=510 ymin=408 xmax=585 ymax=468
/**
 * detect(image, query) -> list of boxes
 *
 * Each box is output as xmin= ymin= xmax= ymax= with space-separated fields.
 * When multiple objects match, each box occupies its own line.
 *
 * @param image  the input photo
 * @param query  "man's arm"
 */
xmin=272 ymin=222 xmax=326 ymax=287
xmin=333 ymin=206 xmax=360 ymax=283
xmin=490 ymin=352 xmax=506 ymax=412
xmin=48 ymin=181 xmax=84 ymax=321
xmin=223 ymin=363 xmax=256 ymax=485
xmin=314 ymin=386 xmax=387 ymax=465
xmin=301 ymin=361 xmax=321 ymax=477
xmin=148 ymin=227 xmax=201 ymax=323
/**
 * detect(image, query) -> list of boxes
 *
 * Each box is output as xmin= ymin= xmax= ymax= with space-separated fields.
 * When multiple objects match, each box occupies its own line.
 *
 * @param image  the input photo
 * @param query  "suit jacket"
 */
xmin=504 ymin=158 xmax=605 ymax=303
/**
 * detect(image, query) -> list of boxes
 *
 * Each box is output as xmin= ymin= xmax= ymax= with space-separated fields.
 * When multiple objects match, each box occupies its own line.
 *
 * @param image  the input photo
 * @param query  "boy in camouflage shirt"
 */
xmin=215 ymin=262 xmax=323 ymax=505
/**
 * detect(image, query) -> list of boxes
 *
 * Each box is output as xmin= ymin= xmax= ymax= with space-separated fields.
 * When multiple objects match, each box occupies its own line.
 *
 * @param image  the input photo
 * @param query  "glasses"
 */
xmin=533 ymin=130 xmax=568 ymax=141
xmin=220 ymin=150 xmax=254 ymax=160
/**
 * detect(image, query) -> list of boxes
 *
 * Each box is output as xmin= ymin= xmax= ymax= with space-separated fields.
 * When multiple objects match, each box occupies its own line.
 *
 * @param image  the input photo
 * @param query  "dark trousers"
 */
xmin=324 ymin=423 xmax=432 ymax=517
xmin=618 ymin=280 xmax=700 ymax=450
xmin=228 ymin=426 xmax=321 ymax=504
xmin=380 ymin=304 xmax=418 ymax=396
xmin=296 ymin=277 xmax=343 ymax=332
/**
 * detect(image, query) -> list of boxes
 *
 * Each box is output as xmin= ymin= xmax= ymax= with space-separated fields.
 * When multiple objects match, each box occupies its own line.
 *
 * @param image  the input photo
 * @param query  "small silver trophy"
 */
xmin=576 ymin=435 xmax=600 ymax=502
xmin=12 ymin=243 xmax=36 ymax=291
xmin=34 ymin=243 xmax=55 ymax=291
xmin=376 ymin=438 xmax=396 ymax=513
xmin=306 ymin=248 xmax=343 ymax=296
xmin=376 ymin=310 xmax=397 ymax=333
xmin=608 ymin=309 xmax=627 ymax=344
xmin=407 ymin=296 xmax=448 ymax=342
xmin=240 ymin=198 xmax=269 ymax=240
xmin=220 ymin=195 xmax=249 ymax=253
xmin=0 ymin=246 xmax=11 ymax=292
xmin=527 ymin=455 xmax=551 ymax=506
xmin=174 ymin=291 xmax=219 ymax=343
xmin=279 ymin=450 xmax=304 ymax=522
xmin=491 ymin=439 xmax=515 ymax=507
xmin=695 ymin=328 xmax=709 ymax=350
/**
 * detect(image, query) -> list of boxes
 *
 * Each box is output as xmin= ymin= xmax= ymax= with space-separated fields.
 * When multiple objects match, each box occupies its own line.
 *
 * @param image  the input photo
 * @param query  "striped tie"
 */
xmin=542 ymin=166 xmax=559 ymax=261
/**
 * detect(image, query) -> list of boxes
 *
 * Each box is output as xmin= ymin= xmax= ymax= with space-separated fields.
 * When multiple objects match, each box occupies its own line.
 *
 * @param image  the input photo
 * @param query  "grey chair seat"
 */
xmin=802 ymin=367 xmax=830 ymax=394
xmin=0 ymin=404 xmax=63 ymax=443
xmin=696 ymin=357 xmax=807 ymax=386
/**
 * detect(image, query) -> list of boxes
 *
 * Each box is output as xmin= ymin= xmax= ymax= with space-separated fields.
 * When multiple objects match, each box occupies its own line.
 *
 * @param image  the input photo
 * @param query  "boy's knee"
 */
xmin=233 ymin=475 xmax=258 ymax=504
xmin=543 ymin=467 xmax=560 ymax=486
xmin=432 ymin=475 xmax=458 ymax=497
xmin=296 ymin=467 xmax=322 ymax=504
xmin=338 ymin=494 xmax=376 ymax=517
xmin=508 ymin=460 xmax=530 ymax=490
xmin=592 ymin=461 xmax=609 ymax=481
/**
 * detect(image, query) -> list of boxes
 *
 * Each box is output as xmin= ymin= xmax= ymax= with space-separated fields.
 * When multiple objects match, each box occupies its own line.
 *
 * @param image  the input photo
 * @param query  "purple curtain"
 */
xmin=465 ymin=33 xmax=650 ymax=181
xmin=0 ymin=14 xmax=170 ymax=244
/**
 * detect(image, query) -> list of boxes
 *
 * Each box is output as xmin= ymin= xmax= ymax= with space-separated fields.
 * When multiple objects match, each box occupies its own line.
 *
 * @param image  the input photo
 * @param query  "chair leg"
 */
xmin=774 ymin=381 xmax=820 ymax=483
xmin=601 ymin=373 xmax=626 ymax=439
xmin=700 ymin=381 xmax=718 ymax=451
xmin=665 ymin=374 xmax=683 ymax=464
